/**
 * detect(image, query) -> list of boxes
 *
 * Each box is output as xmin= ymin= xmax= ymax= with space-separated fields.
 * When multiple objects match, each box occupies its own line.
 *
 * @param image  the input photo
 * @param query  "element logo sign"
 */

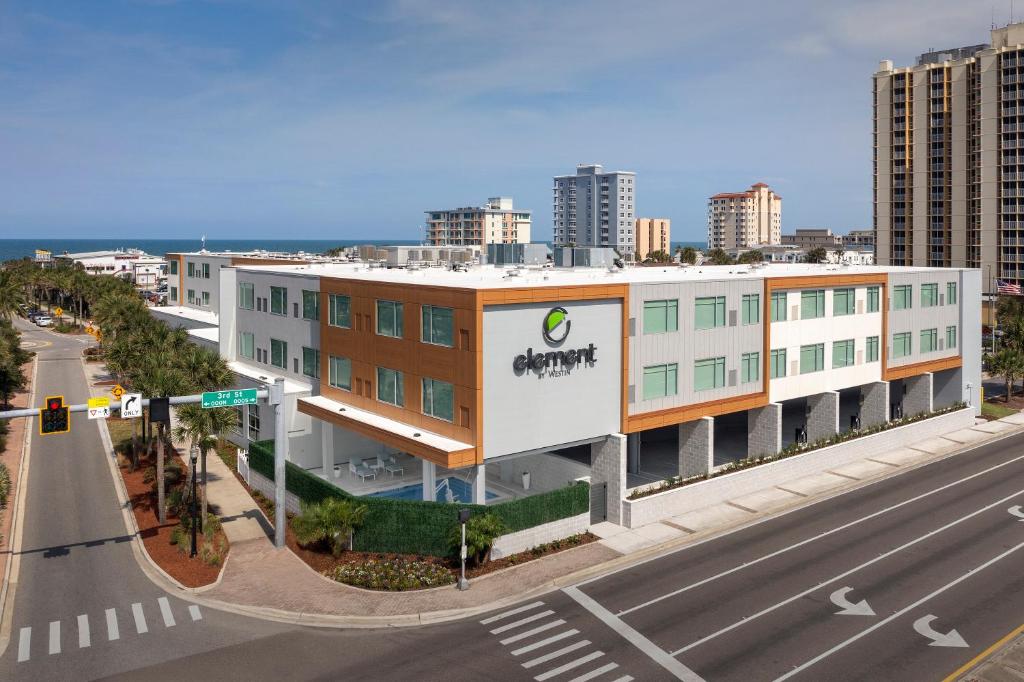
xmin=542 ymin=307 xmax=571 ymax=344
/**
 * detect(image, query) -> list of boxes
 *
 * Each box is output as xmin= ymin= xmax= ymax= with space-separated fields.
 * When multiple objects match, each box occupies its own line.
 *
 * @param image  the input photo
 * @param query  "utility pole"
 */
xmin=270 ymin=377 xmax=287 ymax=549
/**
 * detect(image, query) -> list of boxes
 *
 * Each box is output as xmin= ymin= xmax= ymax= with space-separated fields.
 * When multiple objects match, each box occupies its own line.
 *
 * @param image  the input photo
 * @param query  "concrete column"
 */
xmin=748 ymin=403 xmax=782 ymax=458
xmin=472 ymin=463 xmax=486 ymax=505
xmin=627 ymin=433 xmax=640 ymax=474
xmin=591 ymin=434 xmax=626 ymax=525
xmin=861 ymin=381 xmax=889 ymax=429
xmin=904 ymin=372 xmax=934 ymax=416
xmin=321 ymin=422 xmax=334 ymax=477
xmin=806 ymin=391 xmax=840 ymax=443
xmin=678 ymin=417 xmax=714 ymax=478
xmin=422 ymin=461 xmax=437 ymax=502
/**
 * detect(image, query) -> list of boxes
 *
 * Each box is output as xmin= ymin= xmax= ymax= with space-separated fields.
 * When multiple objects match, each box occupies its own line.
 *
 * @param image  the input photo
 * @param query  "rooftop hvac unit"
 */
xmin=406 ymin=249 xmax=421 ymax=262
xmin=375 ymin=249 xmax=388 ymax=260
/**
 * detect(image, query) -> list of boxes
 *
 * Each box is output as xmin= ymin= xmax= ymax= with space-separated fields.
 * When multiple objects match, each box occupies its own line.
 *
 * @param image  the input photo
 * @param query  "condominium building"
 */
xmin=553 ymin=164 xmax=637 ymax=257
xmin=708 ymin=183 xmax=782 ymax=249
xmin=844 ymin=229 xmax=875 ymax=249
xmin=781 ymin=228 xmax=843 ymax=249
xmin=635 ymin=218 xmax=671 ymax=260
xmin=425 ymin=197 xmax=531 ymax=247
xmin=873 ymin=21 xmax=1024 ymax=292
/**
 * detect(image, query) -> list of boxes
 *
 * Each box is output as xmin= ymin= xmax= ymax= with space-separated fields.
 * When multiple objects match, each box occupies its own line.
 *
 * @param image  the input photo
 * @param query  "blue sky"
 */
xmin=0 ymin=0 xmax=1000 ymax=241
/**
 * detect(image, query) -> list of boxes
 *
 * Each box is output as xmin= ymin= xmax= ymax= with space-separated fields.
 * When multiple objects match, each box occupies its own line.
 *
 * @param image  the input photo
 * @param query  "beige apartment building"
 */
xmin=425 ymin=197 xmax=531 ymax=247
xmin=873 ymin=21 xmax=1024 ymax=293
xmin=781 ymin=228 xmax=844 ymax=249
xmin=635 ymin=217 xmax=671 ymax=259
xmin=707 ymin=183 xmax=782 ymax=249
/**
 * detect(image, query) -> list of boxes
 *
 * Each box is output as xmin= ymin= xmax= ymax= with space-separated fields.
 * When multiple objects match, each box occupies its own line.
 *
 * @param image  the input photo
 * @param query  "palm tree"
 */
xmin=292 ymin=498 xmax=369 ymax=557
xmin=987 ymin=347 xmax=1024 ymax=402
xmin=679 ymin=246 xmax=698 ymax=265
xmin=173 ymin=404 xmax=235 ymax=520
xmin=0 ymin=269 xmax=27 ymax=320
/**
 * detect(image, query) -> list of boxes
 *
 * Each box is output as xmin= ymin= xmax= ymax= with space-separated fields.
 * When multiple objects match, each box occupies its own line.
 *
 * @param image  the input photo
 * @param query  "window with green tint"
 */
xmin=169 ymin=260 xmax=178 ymax=275
xmin=694 ymin=357 xmax=726 ymax=391
xmin=270 ymin=338 xmax=287 ymax=369
xmin=643 ymin=299 xmax=678 ymax=334
xmin=947 ymin=282 xmax=957 ymax=305
xmin=833 ymin=288 xmax=855 ymax=316
xmin=302 ymin=347 xmax=320 ymax=378
xmin=170 ymin=286 xmax=177 ymax=302
xmin=270 ymin=286 xmax=287 ymax=315
xmin=187 ymin=289 xmax=195 ymax=304
xmin=920 ymin=328 xmax=938 ymax=353
xmin=302 ymin=290 xmax=320 ymax=321
xmin=770 ymin=348 xmax=786 ymax=378
xmin=741 ymin=294 xmax=760 ymax=325
xmin=238 ymin=332 xmax=254 ymax=359
xmin=238 ymin=282 xmax=254 ymax=310
xmin=328 ymin=294 xmax=351 ymax=328
xmin=329 ymin=355 xmax=351 ymax=390
xmin=893 ymin=285 xmax=912 ymax=310
xmin=376 ymin=367 xmax=404 ymax=406
xmin=422 ymin=305 xmax=454 ymax=346
xmin=376 ymin=300 xmax=404 ymax=338
xmin=202 ymin=291 xmax=210 ymax=307
xmin=801 ymin=290 xmax=825 ymax=319
xmin=771 ymin=291 xmax=787 ymax=322
xmin=893 ymin=332 xmax=912 ymax=358
xmin=187 ymin=262 xmax=195 ymax=278
xmin=422 ymin=378 xmax=454 ymax=422
xmin=921 ymin=283 xmax=939 ymax=307
xmin=642 ymin=363 xmax=678 ymax=400
xmin=741 ymin=352 xmax=759 ymax=383
xmin=867 ymin=286 xmax=880 ymax=313
xmin=866 ymin=335 xmax=879 ymax=363
xmin=202 ymin=263 xmax=210 ymax=279
xmin=694 ymin=296 xmax=725 ymax=330
xmin=832 ymin=339 xmax=855 ymax=368
xmin=946 ymin=325 xmax=957 ymax=349
xmin=800 ymin=343 xmax=825 ymax=374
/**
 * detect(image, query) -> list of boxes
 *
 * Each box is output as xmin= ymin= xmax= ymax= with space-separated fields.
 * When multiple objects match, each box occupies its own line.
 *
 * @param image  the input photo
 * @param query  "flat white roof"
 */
xmin=58 ymin=250 xmax=149 ymax=259
xmin=187 ymin=327 xmax=219 ymax=343
xmin=150 ymin=305 xmax=219 ymax=326
xmin=228 ymin=361 xmax=311 ymax=395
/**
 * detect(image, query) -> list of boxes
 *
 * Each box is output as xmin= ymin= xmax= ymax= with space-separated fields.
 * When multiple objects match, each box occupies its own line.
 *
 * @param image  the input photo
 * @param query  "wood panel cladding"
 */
xmin=883 ymin=354 xmax=961 ymax=381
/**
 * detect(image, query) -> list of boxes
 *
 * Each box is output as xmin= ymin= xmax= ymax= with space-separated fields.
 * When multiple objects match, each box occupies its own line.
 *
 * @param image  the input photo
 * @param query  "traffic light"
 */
xmin=39 ymin=395 xmax=70 ymax=435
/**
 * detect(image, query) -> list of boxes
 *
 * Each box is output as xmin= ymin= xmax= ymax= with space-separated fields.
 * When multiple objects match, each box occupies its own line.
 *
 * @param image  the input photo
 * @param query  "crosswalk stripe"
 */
xmin=480 ymin=601 xmax=545 ymax=625
xmin=78 ymin=614 xmax=90 ymax=648
xmin=522 ymin=640 xmax=591 ymax=669
xmin=511 ymin=630 xmax=581 ymax=656
xmin=490 ymin=610 xmax=555 ymax=634
xmin=105 ymin=608 xmax=119 ymax=641
xmin=500 ymin=620 xmax=567 ymax=646
xmin=48 ymin=621 xmax=60 ymax=655
xmin=17 ymin=627 xmax=31 ymax=662
xmin=131 ymin=603 xmax=148 ymax=634
xmin=158 ymin=597 xmax=175 ymax=627
xmin=607 ymin=676 xmax=634 ymax=682
xmin=534 ymin=651 xmax=605 ymax=681
xmin=569 ymin=662 xmax=620 ymax=682
xmin=189 ymin=605 xmax=202 ymax=621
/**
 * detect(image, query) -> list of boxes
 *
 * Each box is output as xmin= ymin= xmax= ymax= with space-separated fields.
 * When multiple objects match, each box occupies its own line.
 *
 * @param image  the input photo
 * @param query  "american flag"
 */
xmin=998 ymin=279 xmax=1023 ymax=295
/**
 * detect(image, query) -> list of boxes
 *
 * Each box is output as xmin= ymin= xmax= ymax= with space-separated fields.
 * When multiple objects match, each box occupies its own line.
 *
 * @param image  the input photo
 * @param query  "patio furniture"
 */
xmin=382 ymin=455 xmax=404 ymax=478
xmin=350 ymin=460 xmax=376 ymax=481
xmin=368 ymin=456 xmax=386 ymax=472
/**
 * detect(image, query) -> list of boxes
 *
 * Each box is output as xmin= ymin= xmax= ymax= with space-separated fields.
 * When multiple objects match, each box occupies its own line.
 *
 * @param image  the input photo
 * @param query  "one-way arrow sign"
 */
xmin=913 ymin=615 xmax=968 ymax=648
xmin=829 ymin=587 xmax=875 ymax=616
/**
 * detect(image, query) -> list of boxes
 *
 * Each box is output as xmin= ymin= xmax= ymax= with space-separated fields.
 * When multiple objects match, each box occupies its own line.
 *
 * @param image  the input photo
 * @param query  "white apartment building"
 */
xmin=553 ymin=164 xmax=637 ymax=257
xmin=708 ymin=183 xmax=782 ymax=250
xmin=425 ymin=197 xmax=531 ymax=247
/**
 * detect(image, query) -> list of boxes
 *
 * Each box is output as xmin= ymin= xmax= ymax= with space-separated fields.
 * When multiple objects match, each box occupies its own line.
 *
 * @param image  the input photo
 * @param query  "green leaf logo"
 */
xmin=542 ymin=307 xmax=571 ymax=344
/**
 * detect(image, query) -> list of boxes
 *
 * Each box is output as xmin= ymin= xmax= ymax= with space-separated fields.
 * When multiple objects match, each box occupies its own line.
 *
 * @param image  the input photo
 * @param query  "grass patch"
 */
xmin=982 ymin=401 xmax=1018 ymax=420
xmin=106 ymin=417 xmax=135 ymax=446
xmin=214 ymin=438 xmax=237 ymax=471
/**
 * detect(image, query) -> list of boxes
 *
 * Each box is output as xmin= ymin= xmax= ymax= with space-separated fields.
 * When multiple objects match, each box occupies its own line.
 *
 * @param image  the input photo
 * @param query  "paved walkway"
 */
xmin=958 ymin=629 xmax=1024 ymax=681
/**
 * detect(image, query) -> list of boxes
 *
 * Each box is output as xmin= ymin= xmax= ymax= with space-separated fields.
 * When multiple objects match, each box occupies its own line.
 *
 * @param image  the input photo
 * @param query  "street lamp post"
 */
xmin=190 ymin=446 xmax=199 ymax=558
xmin=457 ymin=509 xmax=470 ymax=591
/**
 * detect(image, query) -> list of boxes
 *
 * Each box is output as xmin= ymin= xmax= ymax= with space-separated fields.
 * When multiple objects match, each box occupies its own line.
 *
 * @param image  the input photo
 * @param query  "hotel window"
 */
xmin=376 ymin=300 xmax=404 ymax=338
xmin=770 ymin=348 xmax=787 ymax=378
xmin=328 ymin=356 xmax=351 ymax=390
xmin=800 ymin=343 xmax=825 ymax=374
xmin=742 ymin=294 xmax=760 ymax=325
xmin=187 ymin=262 xmax=195 ymax=278
xmin=238 ymin=332 xmax=254 ymax=360
xmin=771 ymin=291 xmax=787 ymax=322
xmin=694 ymin=296 xmax=726 ymax=330
xmin=866 ymin=335 xmax=879 ymax=363
xmin=741 ymin=352 xmax=760 ymax=383
xmin=893 ymin=285 xmax=912 ymax=310
xmin=422 ymin=378 xmax=454 ymax=422
xmin=694 ymin=357 xmax=726 ymax=391
xmin=248 ymin=405 xmax=260 ymax=441
xmin=946 ymin=325 xmax=957 ymax=349
xmin=893 ymin=332 xmax=912 ymax=358
xmin=170 ymin=286 xmax=178 ymax=302
xmin=947 ymin=282 xmax=957 ymax=305
xmin=301 ymin=347 xmax=320 ymax=378
xmin=833 ymin=288 xmax=855 ymax=316
xmin=302 ymin=290 xmax=320 ymax=321
xmin=270 ymin=338 xmax=287 ymax=369
xmin=202 ymin=263 xmax=210 ymax=279
xmin=169 ymin=260 xmax=178 ymax=275
xmin=867 ymin=286 xmax=880 ymax=313
xmin=238 ymin=282 xmax=254 ymax=310
xmin=832 ymin=339 xmax=855 ymax=368
xmin=422 ymin=305 xmax=454 ymax=346
xmin=202 ymin=291 xmax=210 ymax=307
xmin=920 ymin=328 xmax=938 ymax=353
xmin=270 ymin=287 xmax=287 ymax=315
xmin=233 ymin=407 xmax=244 ymax=436
xmin=187 ymin=289 xmax=195 ymax=304
xmin=921 ymin=283 xmax=939 ymax=307
xmin=643 ymin=363 xmax=678 ymax=400
xmin=328 ymin=294 xmax=351 ymax=328
xmin=376 ymin=367 xmax=404 ymax=407
xmin=643 ymin=299 xmax=678 ymax=334
xmin=801 ymin=290 xmax=825 ymax=319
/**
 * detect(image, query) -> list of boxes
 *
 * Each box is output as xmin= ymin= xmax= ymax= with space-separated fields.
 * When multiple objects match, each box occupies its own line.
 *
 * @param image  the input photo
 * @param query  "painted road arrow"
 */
xmin=913 ymin=615 xmax=968 ymax=648
xmin=829 ymin=587 xmax=875 ymax=616
xmin=1009 ymin=505 xmax=1024 ymax=520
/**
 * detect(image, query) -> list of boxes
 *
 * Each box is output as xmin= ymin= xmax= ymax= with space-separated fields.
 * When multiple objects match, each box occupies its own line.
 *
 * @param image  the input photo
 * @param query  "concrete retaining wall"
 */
xmin=621 ymin=407 xmax=975 ymax=528
xmin=490 ymin=512 xmax=591 ymax=559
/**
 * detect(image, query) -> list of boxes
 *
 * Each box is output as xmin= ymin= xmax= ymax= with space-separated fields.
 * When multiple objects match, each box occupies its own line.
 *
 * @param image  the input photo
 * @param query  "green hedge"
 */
xmin=247 ymin=440 xmax=589 ymax=556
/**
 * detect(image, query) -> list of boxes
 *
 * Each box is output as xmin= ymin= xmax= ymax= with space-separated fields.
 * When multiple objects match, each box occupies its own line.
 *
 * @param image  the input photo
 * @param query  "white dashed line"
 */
xmin=106 ymin=608 xmax=119 ymax=641
xmin=500 ymin=620 xmax=567 ymax=646
xmin=77 ymin=614 xmax=90 ymax=648
xmin=511 ymin=630 xmax=581 ymax=656
xmin=189 ymin=605 xmax=202 ymax=621
xmin=158 ymin=597 xmax=176 ymax=627
xmin=48 ymin=621 xmax=60 ymax=655
xmin=570 ymin=662 xmax=620 ymax=682
xmin=131 ymin=603 xmax=148 ymax=634
xmin=534 ymin=651 xmax=605 ymax=681
xmin=17 ymin=627 xmax=31 ymax=662
xmin=522 ymin=640 xmax=591 ymax=669
xmin=480 ymin=601 xmax=545 ymax=625
xmin=490 ymin=610 xmax=556 ymax=635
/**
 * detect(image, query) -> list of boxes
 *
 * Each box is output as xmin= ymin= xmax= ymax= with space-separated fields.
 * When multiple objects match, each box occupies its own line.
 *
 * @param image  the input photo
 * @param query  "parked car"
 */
xmin=27 ymin=311 xmax=41 ymax=322
xmin=35 ymin=315 xmax=53 ymax=327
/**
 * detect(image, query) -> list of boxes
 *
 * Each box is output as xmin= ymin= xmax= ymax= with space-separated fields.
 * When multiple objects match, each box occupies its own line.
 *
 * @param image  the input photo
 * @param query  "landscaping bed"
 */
xmin=0 ymin=358 xmax=34 ymax=582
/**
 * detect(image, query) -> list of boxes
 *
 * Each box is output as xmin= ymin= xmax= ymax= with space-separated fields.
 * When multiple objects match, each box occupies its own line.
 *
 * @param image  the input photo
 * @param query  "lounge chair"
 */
xmin=350 ymin=460 xmax=376 ymax=481
xmin=382 ymin=455 xmax=404 ymax=478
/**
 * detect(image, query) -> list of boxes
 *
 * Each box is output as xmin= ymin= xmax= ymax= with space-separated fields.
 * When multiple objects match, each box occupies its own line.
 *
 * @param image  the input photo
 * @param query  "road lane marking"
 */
xmin=105 ymin=609 xmax=119 ymax=641
xmin=570 ymin=662 xmax=620 ymax=682
xmin=189 ymin=605 xmax=202 ymax=621
xmin=490 ymin=610 xmax=555 ymax=634
xmin=534 ymin=651 xmax=604 ymax=681
xmin=941 ymin=622 xmax=1024 ymax=681
xmin=670 ymin=487 xmax=1024 ymax=656
xmin=775 ymin=539 xmax=1024 ymax=681
xmin=912 ymin=615 xmax=968 ymax=648
xmin=1009 ymin=505 xmax=1024 ymax=520
xmin=522 ymin=640 xmax=591 ymax=668
xmin=500 ymin=620 xmax=567 ymax=645
xmin=17 ymin=627 xmax=30 ymax=662
xmin=77 ymin=615 xmax=90 ymax=648
xmin=618 ymin=456 xmax=1024 ymax=616
xmin=480 ymin=601 xmax=545 ymax=625
xmin=158 ymin=597 xmax=175 ymax=628
xmin=511 ymin=630 xmax=581 ymax=656
xmin=564 ymin=586 xmax=704 ymax=681
xmin=829 ymin=587 xmax=875 ymax=616
xmin=48 ymin=621 xmax=59 ymax=655
xmin=608 ymin=677 xmax=634 ymax=682
xmin=131 ymin=603 xmax=147 ymax=634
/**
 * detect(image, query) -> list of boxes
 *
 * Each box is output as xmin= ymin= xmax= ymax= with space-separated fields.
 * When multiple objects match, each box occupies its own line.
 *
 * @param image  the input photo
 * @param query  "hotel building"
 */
xmin=708 ymin=183 xmax=782 ymax=250
xmin=425 ymin=197 xmax=531 ymax=247
xmin=553 ymin=164 xmax=637 ymax=258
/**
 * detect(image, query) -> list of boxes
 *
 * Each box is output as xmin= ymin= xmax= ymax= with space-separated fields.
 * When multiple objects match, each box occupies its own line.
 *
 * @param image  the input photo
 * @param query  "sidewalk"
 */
xmin=956 ymin=626 xmax=1024 ymax=681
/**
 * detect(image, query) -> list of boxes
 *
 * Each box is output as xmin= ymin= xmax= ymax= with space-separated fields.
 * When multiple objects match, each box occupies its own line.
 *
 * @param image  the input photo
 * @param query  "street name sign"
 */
xmin=87 ymin=396 xmax=111 ymax=420
xmin=202 ymin=389 xmax=258 ymax=409
xmin=121 ymin=393 xmax=142 ymax=419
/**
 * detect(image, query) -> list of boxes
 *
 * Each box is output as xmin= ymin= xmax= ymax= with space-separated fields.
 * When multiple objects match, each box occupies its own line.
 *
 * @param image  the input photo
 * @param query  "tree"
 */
xmin=644 ymin=250 xmax=672 ymax=264
xmin=705 ymin=248 xmax=734 ymax=265
xmin=987 ymin=347 xmax=1024 ymax=402
xmin=0 ymin=321 xmax=30 ymax=409
xmin=997 ymin=295 xmax=1024 ymax=352
xmin=448 ymin=513 xmax=506 ymax=566
xmin=679 ymin=246 xmax=698 ymax=265
xmin=292 ymin=498 xmax=369 ymax=557
xmin=805 ymin=247 xmax=828 ymax=264
xmin=173 ymin=403 xmax=235 ymax=520
xmin=0 ymin=269 xmax=26 ymax=321
xmin=737 ymin=249 xmax=764 ymax=264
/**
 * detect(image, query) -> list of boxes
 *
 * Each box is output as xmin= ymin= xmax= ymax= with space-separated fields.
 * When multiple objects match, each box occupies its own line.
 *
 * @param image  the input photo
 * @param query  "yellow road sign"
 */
xmin=54 ymin=307 xmax=63 ymax=317
xmin=111 ymin=384 xmax=126 ymax=399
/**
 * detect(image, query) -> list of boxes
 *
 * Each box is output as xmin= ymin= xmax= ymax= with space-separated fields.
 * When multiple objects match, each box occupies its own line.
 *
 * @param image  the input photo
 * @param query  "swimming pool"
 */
xmin=369 ymin=477 xmax=498 ymax=503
